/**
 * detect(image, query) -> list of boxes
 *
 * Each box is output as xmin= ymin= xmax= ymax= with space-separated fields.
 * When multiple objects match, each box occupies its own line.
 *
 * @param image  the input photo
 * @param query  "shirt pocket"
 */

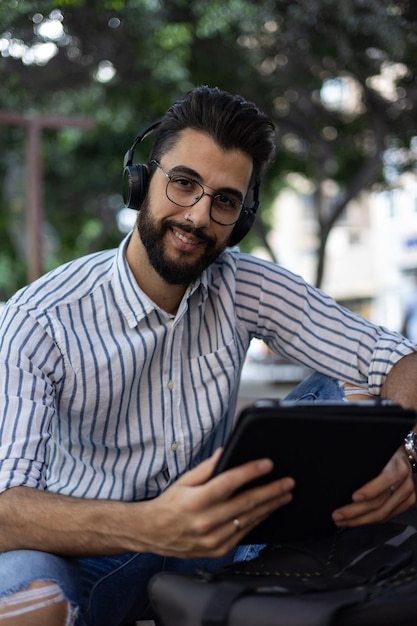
xmin=186 ymin=339 xmax=240 ymax=435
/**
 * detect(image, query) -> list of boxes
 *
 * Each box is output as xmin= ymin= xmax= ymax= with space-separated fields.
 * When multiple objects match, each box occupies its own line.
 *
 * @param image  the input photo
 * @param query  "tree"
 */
xmin=208 ymin=0 xmax=417 ymax=285
xmin=0 ymin=0 xmax=416 ymax=297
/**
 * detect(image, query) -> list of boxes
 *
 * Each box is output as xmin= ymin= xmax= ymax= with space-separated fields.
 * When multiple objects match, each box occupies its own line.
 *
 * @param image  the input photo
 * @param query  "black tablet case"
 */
xmin=213 ymin=399 xmax=417 ymax=543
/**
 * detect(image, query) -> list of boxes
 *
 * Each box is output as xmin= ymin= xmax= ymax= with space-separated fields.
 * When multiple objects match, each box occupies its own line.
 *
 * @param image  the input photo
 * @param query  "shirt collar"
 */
xmin=112 ymin=232 xmax=209 ymax=327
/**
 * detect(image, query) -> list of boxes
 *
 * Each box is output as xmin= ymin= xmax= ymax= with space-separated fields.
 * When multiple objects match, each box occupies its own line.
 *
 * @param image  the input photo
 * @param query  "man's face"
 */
xmin=136 ymin=128 xmax=253 ymax=285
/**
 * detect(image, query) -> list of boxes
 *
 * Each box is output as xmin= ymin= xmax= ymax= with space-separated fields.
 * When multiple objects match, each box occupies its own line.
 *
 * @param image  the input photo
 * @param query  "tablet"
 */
xmin=213 ymin=399 xmax=417 ymax=543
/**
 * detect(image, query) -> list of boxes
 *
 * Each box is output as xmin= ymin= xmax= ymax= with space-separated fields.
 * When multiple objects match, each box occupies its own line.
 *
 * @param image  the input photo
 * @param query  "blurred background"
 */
xmin=1 ymin=0 xmax=417 ymax=401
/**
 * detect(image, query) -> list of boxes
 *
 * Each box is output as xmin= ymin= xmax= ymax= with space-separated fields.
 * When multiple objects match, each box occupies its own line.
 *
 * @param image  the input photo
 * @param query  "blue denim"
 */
xmin=78 ymin=550 xmax=237 ymax=625
xmin=0 ymin=373 xmax=343 ymax=625
xmin=0 ymin=549 xmax=235 ymax=625
xmin=0 ymin=550 xmax=80 ymax=620
xmin=283 ymin=371 xmax=342 ymax=402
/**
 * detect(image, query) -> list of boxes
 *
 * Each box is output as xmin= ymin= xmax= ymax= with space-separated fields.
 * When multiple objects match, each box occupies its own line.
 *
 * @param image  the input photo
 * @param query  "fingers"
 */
xmin=137 ymin=452 xmax=295 ymax=559
xmin=333 ymin=486 xmax=415 ymax=528
xmin=186 ymin=481 xmax=294 ymax=557
xmin=175 ymin=448 xmax=224 ymax=487
xmin=207 ymin=457 xmax=280 ymax=500
xmin=210 ymin=476 xmax=295 ymax=538
xmin=185 ymin=468 xmax=295 ymax=542
xmin=179 ymin=449 xmax=293 ymax=509
xmin=332 ymin=448 xmax=416 ymax=527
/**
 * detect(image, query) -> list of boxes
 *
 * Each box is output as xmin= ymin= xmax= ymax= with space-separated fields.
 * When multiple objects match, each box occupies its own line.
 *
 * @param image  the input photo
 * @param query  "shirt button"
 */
xmin=171 ymin=442 xmax=178 ymax=451
xmin=167 ymin=380 xmax=174 ymax=390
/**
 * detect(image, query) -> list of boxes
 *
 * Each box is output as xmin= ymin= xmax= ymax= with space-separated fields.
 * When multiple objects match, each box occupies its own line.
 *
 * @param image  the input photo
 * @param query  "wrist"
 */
xmin=404 ymin=432 xmax=417 ymax=473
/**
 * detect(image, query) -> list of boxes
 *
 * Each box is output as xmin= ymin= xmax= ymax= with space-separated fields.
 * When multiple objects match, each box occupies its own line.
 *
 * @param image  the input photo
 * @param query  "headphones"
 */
xmin=122 ymin=121 xmax=260 ymax=246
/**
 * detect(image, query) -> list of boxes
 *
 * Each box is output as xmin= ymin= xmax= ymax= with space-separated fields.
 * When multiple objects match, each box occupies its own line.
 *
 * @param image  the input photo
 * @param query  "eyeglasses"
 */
xmin=151 ymin=160 xmax=244 ymax=226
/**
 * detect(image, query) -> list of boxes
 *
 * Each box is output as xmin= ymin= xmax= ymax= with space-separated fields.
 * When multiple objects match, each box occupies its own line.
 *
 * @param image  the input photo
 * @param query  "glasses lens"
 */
xmin=166 ymin=176 xmax=204 ymax=207
xmin=210 ymin=195 xmax=242 ymax=226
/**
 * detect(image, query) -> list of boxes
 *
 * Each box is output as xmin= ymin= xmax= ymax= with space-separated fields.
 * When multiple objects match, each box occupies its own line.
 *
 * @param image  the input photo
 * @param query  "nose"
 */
xmin=184 ymin=193 xmax=212 ymax=228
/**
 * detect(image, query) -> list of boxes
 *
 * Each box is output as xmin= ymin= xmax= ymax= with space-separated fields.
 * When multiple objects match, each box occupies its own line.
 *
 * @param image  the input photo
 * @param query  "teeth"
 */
xmin=174 ymin=229 xmax=198 ymax=245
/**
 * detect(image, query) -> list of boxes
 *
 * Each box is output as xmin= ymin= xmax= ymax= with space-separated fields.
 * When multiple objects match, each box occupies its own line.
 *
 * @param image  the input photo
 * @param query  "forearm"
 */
xmin=0 ymin=486 xmax=141 ymax=556
xmin=0 ymin=456 xmax=296 ymax=560
xmin=381 ymin=352 xmax=417 ymax=412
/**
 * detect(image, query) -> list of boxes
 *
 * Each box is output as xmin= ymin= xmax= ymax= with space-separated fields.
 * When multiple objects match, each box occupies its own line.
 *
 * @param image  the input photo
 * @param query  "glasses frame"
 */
xmin=151 ymin=160 xmax=244 ymax=226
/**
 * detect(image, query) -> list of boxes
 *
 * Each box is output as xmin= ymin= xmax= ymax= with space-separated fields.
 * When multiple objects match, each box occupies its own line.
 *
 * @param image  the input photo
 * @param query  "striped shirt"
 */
xmin=0 ymin=234 xmax=415 ymax=501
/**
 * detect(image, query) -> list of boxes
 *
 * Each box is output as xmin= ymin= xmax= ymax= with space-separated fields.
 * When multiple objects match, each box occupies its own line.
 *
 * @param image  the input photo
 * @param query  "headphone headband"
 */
xmin=123 ymin=120 xmax=162 ymax=169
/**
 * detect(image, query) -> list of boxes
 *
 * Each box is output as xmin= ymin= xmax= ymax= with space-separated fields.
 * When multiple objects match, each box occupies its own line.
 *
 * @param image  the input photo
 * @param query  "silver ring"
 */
xmin=389 ymin=485 xmax=397 ymax=493
xmin=233 ymin=518 xmax=241 ymax=532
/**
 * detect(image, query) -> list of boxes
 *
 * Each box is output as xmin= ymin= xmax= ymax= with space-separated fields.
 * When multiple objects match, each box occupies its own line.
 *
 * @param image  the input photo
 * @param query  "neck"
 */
xmin=125 ymin=229 xmax=187 ymax=314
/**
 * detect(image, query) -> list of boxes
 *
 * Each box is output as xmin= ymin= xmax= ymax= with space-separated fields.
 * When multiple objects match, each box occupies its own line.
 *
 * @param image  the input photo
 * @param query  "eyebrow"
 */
xmin=169 ymin=164 xmax=244 ymax=202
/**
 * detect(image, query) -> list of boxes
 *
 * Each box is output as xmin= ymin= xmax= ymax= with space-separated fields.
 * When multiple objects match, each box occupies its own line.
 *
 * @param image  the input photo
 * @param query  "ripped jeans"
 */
xmin=0 ymin=373 xmax=343 ymax=625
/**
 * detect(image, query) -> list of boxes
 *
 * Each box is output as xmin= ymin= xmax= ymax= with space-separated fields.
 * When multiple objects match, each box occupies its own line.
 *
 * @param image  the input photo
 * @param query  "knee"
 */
xmin=0 ymin=580 xmax=76 ymax=625
xmin=285 ymin=372 xmax=343 ymax=402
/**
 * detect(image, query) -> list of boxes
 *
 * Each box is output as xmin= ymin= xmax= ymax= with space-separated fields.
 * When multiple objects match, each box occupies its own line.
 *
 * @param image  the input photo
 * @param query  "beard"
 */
xmin=136 ymin=200 xmax=227 ymax=285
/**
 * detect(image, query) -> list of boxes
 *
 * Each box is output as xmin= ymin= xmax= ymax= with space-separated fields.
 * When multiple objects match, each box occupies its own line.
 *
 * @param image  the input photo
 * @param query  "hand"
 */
xmin=135 ymin=449 xmax=295 ymax=559
xmin=332 ymin=446 xmax=416 ymax=527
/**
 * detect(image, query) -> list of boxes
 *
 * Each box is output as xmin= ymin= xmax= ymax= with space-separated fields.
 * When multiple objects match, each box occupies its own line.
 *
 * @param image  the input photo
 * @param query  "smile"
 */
xmin=172 ymin=227 xmax=202 ymax=246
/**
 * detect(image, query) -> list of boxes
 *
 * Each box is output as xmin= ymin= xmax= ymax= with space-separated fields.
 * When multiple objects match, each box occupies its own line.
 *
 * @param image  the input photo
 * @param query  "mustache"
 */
xmin=163 ymin=220 xmax=215 ymax=246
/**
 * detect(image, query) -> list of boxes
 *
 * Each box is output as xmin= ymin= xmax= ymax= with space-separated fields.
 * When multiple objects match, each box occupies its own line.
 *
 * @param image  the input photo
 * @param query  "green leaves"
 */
xmin=1 ymin=0 xmax=417 ymax=292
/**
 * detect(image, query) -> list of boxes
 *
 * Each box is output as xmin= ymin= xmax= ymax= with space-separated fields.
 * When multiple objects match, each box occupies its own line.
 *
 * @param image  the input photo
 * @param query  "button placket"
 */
xmin=165 ymin=318 xmax=185 ymax=471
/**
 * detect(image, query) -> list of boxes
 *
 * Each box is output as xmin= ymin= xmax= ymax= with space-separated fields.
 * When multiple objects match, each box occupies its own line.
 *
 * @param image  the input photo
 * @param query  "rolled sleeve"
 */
xmin=367 ymin=332 xmax=417 ymax=394
xmin=0 ymin=305 xmax=58 ymax=495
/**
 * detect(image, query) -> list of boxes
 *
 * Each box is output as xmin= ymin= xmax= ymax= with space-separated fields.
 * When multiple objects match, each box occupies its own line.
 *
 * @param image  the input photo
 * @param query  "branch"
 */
xmin=315 ymin=113 xmax=386 ymax=288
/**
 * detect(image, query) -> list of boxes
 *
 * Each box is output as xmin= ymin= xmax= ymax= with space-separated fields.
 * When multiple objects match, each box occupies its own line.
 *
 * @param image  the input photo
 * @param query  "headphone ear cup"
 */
xmin=228 ymin=209 xmax=256 ymax=247
xmin=123 ymin=164 xmax=149 ymax=210
xmin=123 ymin=119 xmax=161 ymax=210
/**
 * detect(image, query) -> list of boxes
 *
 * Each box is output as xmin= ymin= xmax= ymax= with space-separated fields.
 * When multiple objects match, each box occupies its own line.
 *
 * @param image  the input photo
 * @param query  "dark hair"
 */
xmin=149 ymin=86 xmax=276 ymax=184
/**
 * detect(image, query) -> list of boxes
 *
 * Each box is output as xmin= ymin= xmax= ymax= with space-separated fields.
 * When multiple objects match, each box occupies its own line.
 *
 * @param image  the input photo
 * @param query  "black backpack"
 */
xmin=149 ymin=512 xmax=417 ymax=626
